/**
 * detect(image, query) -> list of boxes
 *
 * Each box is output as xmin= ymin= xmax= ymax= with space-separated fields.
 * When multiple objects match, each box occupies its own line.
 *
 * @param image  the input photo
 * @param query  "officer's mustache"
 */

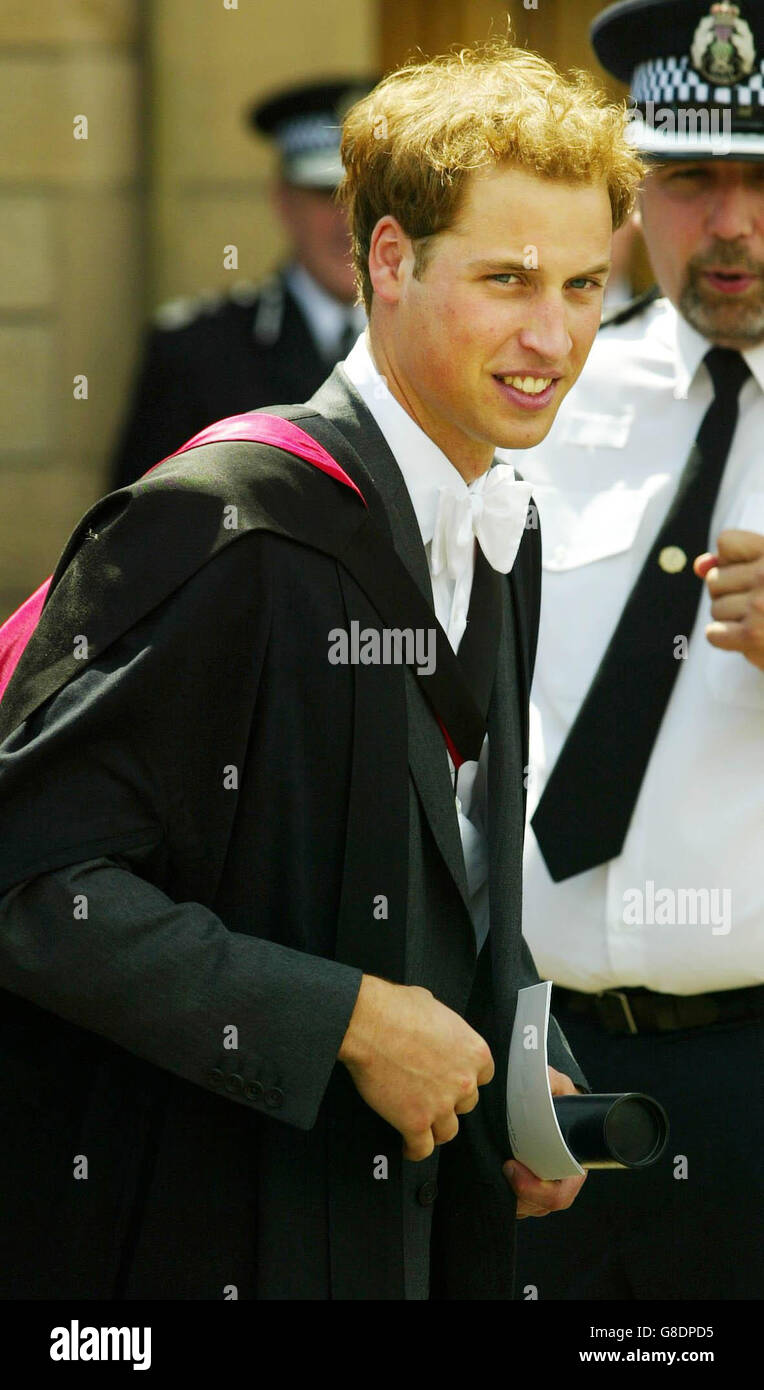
xmin=686 ymin=241 xmax=764 ymax=282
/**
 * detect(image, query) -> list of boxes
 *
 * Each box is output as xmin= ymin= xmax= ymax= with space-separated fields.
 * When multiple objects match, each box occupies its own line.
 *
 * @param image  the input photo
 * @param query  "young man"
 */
xmin=514 ymin=0 xmax=764 ymax=1299
xmin=0 ymin=42 xmax=642 ymax=1299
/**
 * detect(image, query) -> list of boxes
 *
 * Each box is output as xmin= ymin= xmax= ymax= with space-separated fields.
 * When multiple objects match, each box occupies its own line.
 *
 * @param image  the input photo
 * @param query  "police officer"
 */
xmin=109 ymin=79 xmax=371 ymax=489
xmin=510 ymin=0 xmax=764 ymax=1299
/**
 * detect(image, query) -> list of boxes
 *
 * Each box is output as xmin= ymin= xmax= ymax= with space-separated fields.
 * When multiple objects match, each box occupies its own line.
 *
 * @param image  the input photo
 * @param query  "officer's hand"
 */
xmin=695 ymin=529 xmax=764 ymax=671
xmin=502 ymin=1065 xmax=587 ymax=1218
xmin=337 ymin=974 xmax=494 ymax=1160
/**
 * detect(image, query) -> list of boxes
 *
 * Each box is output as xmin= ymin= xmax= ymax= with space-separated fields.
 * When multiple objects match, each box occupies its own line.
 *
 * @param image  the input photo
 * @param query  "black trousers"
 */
xmin=515 ymin=991 xmax=763 ymax=1300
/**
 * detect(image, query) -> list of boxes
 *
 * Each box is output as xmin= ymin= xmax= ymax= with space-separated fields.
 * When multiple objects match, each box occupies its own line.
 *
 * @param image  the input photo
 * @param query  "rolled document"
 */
xmin=506 ymin=981 xmax=668 ymax=1178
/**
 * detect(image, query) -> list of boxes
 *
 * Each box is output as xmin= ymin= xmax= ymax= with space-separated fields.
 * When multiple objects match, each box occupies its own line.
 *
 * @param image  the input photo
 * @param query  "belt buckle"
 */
xmin=601 ymin=989 xmax=639 ymax=1035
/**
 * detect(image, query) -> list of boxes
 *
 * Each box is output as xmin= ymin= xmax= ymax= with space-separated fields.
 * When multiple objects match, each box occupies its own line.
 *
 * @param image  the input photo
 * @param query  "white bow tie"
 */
xmin=430 ymin=464 xmax=533 ymax=582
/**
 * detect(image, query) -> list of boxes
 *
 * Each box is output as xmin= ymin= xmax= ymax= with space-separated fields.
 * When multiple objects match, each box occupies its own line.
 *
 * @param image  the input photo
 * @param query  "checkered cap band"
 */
xmin=275 ymin=113 xmax=341 ymax=155
xmin=632 ymin=55 xmax=764 ymax=108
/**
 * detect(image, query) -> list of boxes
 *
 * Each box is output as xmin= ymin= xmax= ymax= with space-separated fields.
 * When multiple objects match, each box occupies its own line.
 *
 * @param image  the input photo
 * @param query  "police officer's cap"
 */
xmin=249 ymin=78 xmax=377 ymax=189
xmin=592 ymin=0 xmax=764 ymax=160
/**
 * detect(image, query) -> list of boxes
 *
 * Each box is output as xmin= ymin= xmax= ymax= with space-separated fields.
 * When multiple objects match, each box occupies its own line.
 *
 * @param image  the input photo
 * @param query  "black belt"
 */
xmin=554 ymin=984 xmax=764 ymax=1035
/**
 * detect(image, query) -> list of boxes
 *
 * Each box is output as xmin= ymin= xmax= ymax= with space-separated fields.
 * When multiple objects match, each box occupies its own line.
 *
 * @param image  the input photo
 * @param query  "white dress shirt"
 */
xmin=507 ymin=295 xmax=764 ymax=994
xmin=284 ymin=263 xmax=366 ymax=361
xmin=343 ymin=330 xmax=499 ymax=942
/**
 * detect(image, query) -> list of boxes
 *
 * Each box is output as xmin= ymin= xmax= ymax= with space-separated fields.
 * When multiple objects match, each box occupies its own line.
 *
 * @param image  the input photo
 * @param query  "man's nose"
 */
xmin=516 ymin=297 xmax=572 ymax=363
xmin=705 ymin=185 xmax=756 ymax=242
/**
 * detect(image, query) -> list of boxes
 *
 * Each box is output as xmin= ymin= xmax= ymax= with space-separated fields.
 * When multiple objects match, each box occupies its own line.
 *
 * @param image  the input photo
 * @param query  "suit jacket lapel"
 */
xmin=305 ymin=367 xmax=472 ymax=913
xmin=486 ymin=526 xmax=537 ymax=946
xmin=484 ymin=573 xmax=529 ymax=1152
xmin=307 ymin=367 xmax=432 ymax=594
xmin=507 ymin=546 xmax=532 ymax=761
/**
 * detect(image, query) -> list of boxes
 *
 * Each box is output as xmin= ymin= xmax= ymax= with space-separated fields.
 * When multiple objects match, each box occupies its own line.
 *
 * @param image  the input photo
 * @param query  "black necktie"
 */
xmin=335 ymin=315 xmax=359 ymax=362
xmin=532 ymin=346 xmax=751 ymax=882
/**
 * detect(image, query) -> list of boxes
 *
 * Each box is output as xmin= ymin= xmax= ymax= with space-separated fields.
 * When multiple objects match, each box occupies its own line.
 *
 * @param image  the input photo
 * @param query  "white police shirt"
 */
xmin=285 ymin=263 xmax=366 ymax=361
xmin=506 ymin=295 xmax=764 ymax=994
xmin=342 ymin=330 xmax=492 ymax=947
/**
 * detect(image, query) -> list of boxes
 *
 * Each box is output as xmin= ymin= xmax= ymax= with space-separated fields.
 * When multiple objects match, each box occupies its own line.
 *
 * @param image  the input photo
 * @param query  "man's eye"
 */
xmin=568 ymin=277 xmax=602 ymax=290
xmin=490 ymin=273 xmax=522 ymax=285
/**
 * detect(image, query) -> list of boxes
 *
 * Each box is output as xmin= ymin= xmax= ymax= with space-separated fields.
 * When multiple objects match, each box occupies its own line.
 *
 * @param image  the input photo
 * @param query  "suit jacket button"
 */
xmin=244 ymin=1080 xmax=264 ymax=1102
xmin=416 ymin=1180 xmax=438 ymax=1207
xmin=264 ymin=1086 xmax=284 ymax=1108
xmin=225 ymin=1072 xmax=244 ymax=1094
xmin=208 ymin=1067 xmax=225 ymax=1088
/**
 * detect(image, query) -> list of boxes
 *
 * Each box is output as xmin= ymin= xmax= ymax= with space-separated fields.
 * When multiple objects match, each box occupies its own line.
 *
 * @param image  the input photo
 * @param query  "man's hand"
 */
xmin=502 ymin=1065 xmax=587 ymax=1218
xmin=338 ymin=974 xmax=494 ymax=1160
xmin=695 ymin=529 xmax=764 ymax=671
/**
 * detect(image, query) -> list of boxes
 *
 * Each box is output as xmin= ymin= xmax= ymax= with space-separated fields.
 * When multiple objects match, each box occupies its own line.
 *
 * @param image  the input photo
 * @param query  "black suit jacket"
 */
xmin=0 ymin=368 xmax=586 ymax=1299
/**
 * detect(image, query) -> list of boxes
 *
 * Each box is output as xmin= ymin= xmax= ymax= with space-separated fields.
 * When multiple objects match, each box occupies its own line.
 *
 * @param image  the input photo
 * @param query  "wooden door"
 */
xmin=378 ymin=1 xmax=653 ymax=292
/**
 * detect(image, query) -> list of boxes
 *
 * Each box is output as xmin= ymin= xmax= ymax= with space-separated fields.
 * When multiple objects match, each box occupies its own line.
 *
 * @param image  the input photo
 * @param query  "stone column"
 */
xmin=0 ymin=0 xmax=144 ymax=618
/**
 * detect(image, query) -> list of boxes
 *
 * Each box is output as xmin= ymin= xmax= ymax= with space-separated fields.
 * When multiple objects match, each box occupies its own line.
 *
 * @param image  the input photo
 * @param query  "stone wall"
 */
xmin=0 ymin=0 xmax=143 ymax=619
xmin=0 ymin=0 xmax=376 ymax=621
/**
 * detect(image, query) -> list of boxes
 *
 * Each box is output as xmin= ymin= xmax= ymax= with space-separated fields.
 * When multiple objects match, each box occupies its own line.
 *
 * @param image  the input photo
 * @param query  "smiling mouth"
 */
xmin=493 ymin=373 xmax=559 ymax=411
xmin=496 ymin=374 xmax=555 ymax=395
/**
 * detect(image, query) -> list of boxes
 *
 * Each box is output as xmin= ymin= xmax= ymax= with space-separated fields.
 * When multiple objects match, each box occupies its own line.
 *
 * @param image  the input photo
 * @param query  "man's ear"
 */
xmin=369 ymin=215 xmax=411 ymax=305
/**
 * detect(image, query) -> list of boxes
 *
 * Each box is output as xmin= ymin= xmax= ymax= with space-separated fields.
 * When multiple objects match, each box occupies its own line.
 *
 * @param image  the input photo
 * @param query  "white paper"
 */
xmin=506 ymin=981 xmax=585 ymax=1180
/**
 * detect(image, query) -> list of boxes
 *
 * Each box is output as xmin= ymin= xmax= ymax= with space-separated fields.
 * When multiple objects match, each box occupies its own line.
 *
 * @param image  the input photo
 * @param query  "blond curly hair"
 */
xmin=338 ymin=39 xmax=646 ymax=310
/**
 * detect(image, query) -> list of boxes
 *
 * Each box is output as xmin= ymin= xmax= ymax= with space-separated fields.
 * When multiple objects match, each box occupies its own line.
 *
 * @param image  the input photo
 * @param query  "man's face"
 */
xmin=639 ymin=160 xmax=764 ymax=348
xmin=274 ymin=183 xmax=357 ymax=303
xmin=369 ymin=164 xmax=612 ymax=478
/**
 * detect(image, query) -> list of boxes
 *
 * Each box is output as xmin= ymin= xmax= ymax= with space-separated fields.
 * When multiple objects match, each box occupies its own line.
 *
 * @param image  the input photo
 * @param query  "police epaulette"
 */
xmin=153 ymin=289 xmax=227 ymax=331
xmin=153 ymin=283 xmax=261 ymax=331
xmin=600 ymin=284 xmax=661 ymax=329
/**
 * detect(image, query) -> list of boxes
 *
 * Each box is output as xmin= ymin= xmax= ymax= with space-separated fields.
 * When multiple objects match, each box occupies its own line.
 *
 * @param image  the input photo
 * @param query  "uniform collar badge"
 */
xmin=690 ymin=2 xmax=756 ymax=85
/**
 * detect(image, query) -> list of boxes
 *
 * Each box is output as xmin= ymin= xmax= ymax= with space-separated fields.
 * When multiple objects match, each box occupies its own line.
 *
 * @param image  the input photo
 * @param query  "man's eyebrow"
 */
xmin=467 ymin=258 xmax=612 ymax=275
xmin=467 ymin=258 xmax=535 ymax=272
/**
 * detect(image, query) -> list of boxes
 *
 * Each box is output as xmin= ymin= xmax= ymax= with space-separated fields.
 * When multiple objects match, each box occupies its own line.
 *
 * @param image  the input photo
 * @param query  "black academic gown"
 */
xmin=109 ymin=268 xmax=336 ymax=491
xmin=0 ymin=368 xmax=587 ymax=1300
